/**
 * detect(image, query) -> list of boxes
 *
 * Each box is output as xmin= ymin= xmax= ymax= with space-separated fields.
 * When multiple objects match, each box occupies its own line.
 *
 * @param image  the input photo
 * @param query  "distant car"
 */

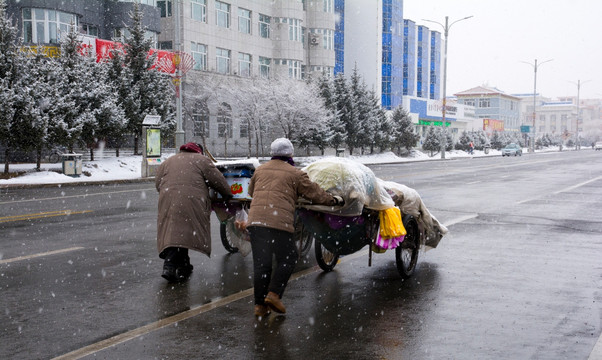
xmin=595 ymin=142 xmax=602 ymax=151
xmin=502 ymin=143 xmax=522 ymax=156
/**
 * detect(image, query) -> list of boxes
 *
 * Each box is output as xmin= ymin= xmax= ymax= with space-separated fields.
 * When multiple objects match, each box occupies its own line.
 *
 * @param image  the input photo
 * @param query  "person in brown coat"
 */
xmin=247 ymin=138 xmax=344 ymax=317
xmin=155 ymin=142 xmax=232 ymax=282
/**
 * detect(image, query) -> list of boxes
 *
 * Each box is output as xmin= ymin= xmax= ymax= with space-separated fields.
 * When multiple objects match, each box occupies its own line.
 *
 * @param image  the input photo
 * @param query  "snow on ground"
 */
xmin=0 ymin=146 xmax=564 ymax=186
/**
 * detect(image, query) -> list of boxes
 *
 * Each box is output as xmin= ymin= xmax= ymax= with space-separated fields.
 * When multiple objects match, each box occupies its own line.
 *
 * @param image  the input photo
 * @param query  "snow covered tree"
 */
xmin=46 ymin=24 xmax=98 ymax=153
xmin=120 ymin=3 xmax=175 ymax=154
xmin=422 ymin=126 xmax=440 ymax=156
xmin=0 ymin=0 xmax=23 ymax=173
xmin=391 ymin=106 xmax=419 ymax=153
xmin=455 ymin=130 xmax=472 ymax=151
xmin=490 ymin=131 xmax=503 ymax=150
xmin=333 ymin=73 xmax=356 ymax=153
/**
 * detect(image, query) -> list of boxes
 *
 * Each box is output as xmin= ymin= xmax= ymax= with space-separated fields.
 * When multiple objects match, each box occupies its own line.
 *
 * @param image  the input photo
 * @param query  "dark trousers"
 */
xmin=248 ymin=226 xmax=298 ymax=305
xmin=159 ymin=247 xmax=190 ymax=268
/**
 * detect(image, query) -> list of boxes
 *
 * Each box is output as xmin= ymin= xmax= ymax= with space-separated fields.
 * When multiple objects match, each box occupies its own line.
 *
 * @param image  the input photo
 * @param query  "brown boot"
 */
xmin=264 ymin=291 xmax=286 ymax=314
xmin=254 ymin=304 xmax=270 ymax=317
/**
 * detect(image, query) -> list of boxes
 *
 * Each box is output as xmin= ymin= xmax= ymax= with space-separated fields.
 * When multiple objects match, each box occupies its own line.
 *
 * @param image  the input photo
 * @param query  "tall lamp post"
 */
xmin=173 ymin=0 xmax=185 ymax=150
xmin=569 ymin=79 xmax=590 ymax=150
xmin=521 ymin=59 xmax=552 ymax=153
xmin=422 ymin=15 xmax=473 ymax=159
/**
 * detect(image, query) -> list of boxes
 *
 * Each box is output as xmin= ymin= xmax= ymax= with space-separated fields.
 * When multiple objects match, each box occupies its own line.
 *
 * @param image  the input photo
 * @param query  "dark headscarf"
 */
xmin=271 ymin=156 xmax=295 ymax=166
xmin=180 ymin=142 xmax=203 ymax=154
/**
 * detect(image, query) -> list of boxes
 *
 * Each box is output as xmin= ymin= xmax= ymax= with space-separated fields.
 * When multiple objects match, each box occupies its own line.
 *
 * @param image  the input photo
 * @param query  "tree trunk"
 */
xmin=36 ymin=147 xmax=42 ymax=171
xmin=89 ymin=148 xmax=94 ymax=162
xmin=134 ymin=135 xmax=139 ymax=155
xmin=4 ymin=148 xmax=9 ymax=174
xmin=116 ymin=146 xmax=120 ymax=157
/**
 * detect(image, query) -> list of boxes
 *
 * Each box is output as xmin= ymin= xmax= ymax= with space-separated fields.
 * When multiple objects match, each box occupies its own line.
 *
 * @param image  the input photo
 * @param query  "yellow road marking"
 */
xmin=0 ymin=210 xmax=93 ymax=223
xmin=0 ymin=247 xmax=85 ymax=265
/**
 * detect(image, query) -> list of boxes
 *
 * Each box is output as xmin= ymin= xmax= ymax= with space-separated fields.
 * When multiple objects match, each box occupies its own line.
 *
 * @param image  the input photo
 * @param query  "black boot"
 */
xmin=160 ymin=247 xmax=193 ymax=282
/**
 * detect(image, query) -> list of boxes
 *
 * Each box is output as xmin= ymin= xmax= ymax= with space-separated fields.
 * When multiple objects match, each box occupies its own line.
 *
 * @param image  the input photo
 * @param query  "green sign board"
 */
xmin=520 ymin=125 xmax=531 ymax=133
xmin=419 ymin=120 xmax=451 ymax=127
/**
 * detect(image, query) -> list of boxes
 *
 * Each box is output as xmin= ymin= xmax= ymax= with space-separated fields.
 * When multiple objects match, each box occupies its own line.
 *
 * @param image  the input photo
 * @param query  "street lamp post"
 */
xmin=569 ymin=79 xmax=590 ymax=150
xmin=521 ymin=59 xmax=552 ymax=153
xmin=422 ymin=16 xmax=473 ymax=159
xmin=173 ymin=0 xmax=185 ymax=150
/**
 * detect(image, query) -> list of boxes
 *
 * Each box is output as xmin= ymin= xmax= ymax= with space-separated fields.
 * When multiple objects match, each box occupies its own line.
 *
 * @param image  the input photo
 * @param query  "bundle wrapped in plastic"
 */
xmin=301 ymin=157 xmax=394 ymax=216
xmin=380 ymin=180 xmax=449 ymax=250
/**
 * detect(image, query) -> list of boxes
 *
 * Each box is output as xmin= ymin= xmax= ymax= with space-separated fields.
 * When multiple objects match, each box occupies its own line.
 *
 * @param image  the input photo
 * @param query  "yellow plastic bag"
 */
xmin=379 ymin=207 xmax=406 ymax=238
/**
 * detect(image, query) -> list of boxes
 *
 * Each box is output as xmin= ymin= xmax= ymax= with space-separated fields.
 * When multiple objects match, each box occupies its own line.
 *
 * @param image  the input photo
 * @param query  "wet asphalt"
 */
xmin=1 ymin=150 xmax=601 ymax=359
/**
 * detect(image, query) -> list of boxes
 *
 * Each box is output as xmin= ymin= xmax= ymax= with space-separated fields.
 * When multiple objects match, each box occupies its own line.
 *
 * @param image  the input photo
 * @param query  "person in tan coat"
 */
xmin=247 ymin=138 xmax=344 ymax=317
xmin=155 ymin=142 xmax=232 ymax=282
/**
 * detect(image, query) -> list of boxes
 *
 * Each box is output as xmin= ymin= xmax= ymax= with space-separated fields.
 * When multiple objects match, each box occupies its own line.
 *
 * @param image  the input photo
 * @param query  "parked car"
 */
xmin=595 ymin=142 xmax=602 ymax=151
xmin=502 ymin=143 xmax=523 ymax=156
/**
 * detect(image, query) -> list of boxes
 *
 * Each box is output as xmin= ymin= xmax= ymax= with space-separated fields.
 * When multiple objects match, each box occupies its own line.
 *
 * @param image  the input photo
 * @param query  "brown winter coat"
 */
xmin=155 ymin=152 xmax=231 ymax=256
xmin=248 ymin=159 xmax=337 ymax=233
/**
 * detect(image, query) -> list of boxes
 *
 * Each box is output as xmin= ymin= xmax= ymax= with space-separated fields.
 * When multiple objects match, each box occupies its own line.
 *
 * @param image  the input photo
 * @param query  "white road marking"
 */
xmin=52 ymin=213 xmax=479 ymax=359
xmin=0 ymin=247 xmax=85 ymax=265
xmin=517 ymin=175 xmax=602 ymax=204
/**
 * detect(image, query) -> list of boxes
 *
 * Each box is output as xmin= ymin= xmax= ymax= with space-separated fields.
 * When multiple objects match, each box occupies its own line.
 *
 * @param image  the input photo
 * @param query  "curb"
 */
xmin=0 ymin=177 xmax=155 ymax=190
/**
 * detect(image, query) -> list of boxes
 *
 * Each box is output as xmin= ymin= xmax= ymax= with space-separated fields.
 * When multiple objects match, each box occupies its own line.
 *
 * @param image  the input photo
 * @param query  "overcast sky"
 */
xmin=403 ymin=0 xmax=601 ymax=100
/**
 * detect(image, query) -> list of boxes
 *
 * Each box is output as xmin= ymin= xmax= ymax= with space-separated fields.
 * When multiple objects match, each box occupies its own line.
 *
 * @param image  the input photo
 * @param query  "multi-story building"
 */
xmin=455 ymin=86 xmax=521 ymax=132
xmin=6 ymin=0 xmax=161 ymax=51
xmin=401 ymin=19 xmax=440 ymax=101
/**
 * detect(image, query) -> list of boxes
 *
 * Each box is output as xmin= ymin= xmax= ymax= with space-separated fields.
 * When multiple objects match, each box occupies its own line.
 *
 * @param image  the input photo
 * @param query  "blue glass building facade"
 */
xmin=416 ymin=25 xmax=430 ymax=98
xmin=429 ymin=31 xmax=441 ymax=99
xmin=381 ymin=0 xmax=403 ymax=109
xmin=334 ymin=0 xmax=345 ymax=75
xmin=403 ymin=19 xmax=416 ymax=97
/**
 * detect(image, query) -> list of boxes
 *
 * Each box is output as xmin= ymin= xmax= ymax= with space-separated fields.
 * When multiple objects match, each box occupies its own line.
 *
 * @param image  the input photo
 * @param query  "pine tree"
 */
xmin=422 ymin=126 xmax=440 ymax=156
xmin=0 ymin=0 xmax=22 ymax=173
xmin=333 ymin=73 xmax=354 ymax=153
xmin=490 ymin=131 xmax=503 ymax=150
xmin=391 ymin=106 xmax=419 ymax=153
xmin=121 ymin=3 xmax=174 ymax=154
xmin=456 ymin=130 xmax=471 ymax=151
xmin=47 ymin=23 xmax=98 ymax=153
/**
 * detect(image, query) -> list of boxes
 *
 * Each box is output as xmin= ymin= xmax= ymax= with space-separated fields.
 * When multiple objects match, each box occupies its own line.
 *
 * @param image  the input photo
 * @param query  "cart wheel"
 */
xmin=396 ymin=214 xmax=420 ymax=278
xmin=293 ymin=221 xmax=313 ymax=258
xmin=220 ymin=220 xmax=239 ymax=253
xmin=315 ymin=238 xmax=339 ymax=272
xmin=48 ymin=152 xmax=60 ymax=164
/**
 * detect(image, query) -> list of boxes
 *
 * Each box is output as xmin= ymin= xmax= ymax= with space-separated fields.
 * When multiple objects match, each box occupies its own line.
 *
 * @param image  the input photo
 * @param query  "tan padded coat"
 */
xmin=155 ymin=152 xmax=231 ymax=256
xmin=247 ymin=159 xmax=337 ymax=233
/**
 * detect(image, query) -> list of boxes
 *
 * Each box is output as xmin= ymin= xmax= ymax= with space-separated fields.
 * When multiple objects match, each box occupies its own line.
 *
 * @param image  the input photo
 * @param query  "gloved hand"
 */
xmin=333 ymin=195 xmax=345 ymax=206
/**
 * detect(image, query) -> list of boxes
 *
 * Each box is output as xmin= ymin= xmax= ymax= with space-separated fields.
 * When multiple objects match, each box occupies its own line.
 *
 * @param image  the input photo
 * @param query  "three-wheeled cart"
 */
xmin=295 ymin=204 xmax=421 ymax=279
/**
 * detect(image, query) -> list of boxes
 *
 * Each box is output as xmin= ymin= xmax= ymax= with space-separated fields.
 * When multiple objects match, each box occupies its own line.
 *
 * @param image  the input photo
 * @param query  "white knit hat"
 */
xmin=270 ymin=138 xmax=294 ymax=157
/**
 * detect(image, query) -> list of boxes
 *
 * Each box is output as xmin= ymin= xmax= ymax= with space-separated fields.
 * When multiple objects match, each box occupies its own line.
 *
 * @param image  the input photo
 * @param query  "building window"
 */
xmin=279 ymin=18 xmax=301 ymax=41
xmin=237 ymin=53 xmax=251 ymax=77
xmin=191 ymin=0 xmax=206 ymax=22
xmin=323 ymin=0 xmax=333 ymax=13
xmin=239 ymin=121 xmax=248 ymax=138
xmin=191 ymin=42 xmax=207 ymax=70
xmin=158 ymin=41 xmax=173 ymax=50
xmin=157 ymin=1 xmax=172 ymax=17
xmin=193 ymin=102 xmax=210 ymax=137
xmin=259 ymin=57 xmax=270 ymax=78
xmin=259 ymin=14 xmax=270 ymax=38
xmin=288 ymin=60 xmax=300 ymax=79
xmin=312 ymin=29 xmax=333 ymax=49
xmin=216 ymin=48 xmax=230 ymax=74
xmin=238 ymin=8 xmax=251 ymax=34
xmin=22 ymin=8 xmax=78 ymax=44
xmin=81 ymin=24 xmax=99 ymax=37
xmin=478 ymin=98 xmax=490 ymax=108
xmin=217 ymin=103 xmax=232 ymax=138
xmin=216 ymin=1 xmax=230 ymax=28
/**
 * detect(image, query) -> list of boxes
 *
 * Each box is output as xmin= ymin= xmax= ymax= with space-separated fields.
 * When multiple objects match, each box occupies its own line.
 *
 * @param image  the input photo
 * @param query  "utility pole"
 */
xmin=422 ymin=15 xmax=473 ymax=159
xmin=569 ymin=79 xmax=591 ymax=150
xmin=521 ymin=59 xmax=552 ymax=153
xmin=174 ymin=0 xmax=184 ymax=150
